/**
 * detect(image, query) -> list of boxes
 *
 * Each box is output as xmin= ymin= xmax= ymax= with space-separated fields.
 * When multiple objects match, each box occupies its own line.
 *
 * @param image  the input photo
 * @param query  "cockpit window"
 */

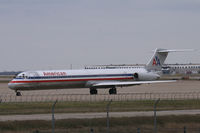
xmin=16 ymin=73 xmax=28 ymax=79
xmin=16 ymin=76 xmax=22 ymax=79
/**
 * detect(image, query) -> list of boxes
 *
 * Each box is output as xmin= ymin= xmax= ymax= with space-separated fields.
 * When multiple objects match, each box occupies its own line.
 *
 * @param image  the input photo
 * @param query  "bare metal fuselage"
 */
xmin=8 ymin=68 xmax=158 ymax=91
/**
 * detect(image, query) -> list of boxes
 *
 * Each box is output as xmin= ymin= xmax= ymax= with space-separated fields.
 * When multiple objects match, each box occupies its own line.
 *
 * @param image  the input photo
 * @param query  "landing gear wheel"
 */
xmin=109 ymin=87 xmax=117 ymax=95
xmin=16 ymin=91 xmax=22 ymax=96
xmin=90 ymin=88 xmax=98 ymax=95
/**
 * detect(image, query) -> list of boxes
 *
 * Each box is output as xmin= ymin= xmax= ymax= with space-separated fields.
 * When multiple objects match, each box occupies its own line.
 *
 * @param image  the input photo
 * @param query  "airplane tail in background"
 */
xmin=146 ymin=48 xmax=193 ymax=71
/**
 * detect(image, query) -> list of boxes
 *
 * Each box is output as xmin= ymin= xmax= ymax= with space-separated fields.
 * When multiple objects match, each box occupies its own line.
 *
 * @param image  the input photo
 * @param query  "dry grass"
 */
xmin=1 ymin=100 xmax=200 ymax=115
xmin=1 ymin=115 xmax=200 ymax=133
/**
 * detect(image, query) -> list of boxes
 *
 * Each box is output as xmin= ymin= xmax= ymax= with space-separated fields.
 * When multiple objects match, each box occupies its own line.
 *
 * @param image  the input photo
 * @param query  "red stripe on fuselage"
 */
xmin=10 ymin=77 xmax=133 ymax=83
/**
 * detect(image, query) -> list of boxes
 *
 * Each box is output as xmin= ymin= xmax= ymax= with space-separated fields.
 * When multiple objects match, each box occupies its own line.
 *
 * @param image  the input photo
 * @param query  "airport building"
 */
xmin=85 ymin=64 xmax=144 ymax=70
xmin=85 ymin=64 xmax=200 ymax=75
xmin=162 ymin=64 xmax=200 ymax=74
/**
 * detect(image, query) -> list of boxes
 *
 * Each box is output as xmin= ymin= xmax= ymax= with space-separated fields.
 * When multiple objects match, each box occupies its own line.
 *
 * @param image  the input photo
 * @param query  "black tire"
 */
xmin=113 ymin=88 xmax=117 ymax=94
xmin=90 ymin=88 xmax=98 ymax=95
xmin=16 ymin=92 xmax=22 ymax=96
xmin=109 ymin=88 xmax=117 ymax=95
xmin=109 ymin=89 xmax=113 ymax=94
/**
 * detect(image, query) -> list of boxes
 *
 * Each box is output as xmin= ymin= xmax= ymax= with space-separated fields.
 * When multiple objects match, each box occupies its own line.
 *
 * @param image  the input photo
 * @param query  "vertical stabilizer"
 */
xmin=146 ymin=48 xmax=168 ymax=71
xmin=146 ymin=48 xmax=193 ymax=71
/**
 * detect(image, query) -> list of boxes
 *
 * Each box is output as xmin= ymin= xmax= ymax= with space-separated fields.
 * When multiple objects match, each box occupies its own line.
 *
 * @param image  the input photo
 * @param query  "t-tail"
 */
xmin=146 ymin=48 xmax=194 ymax=72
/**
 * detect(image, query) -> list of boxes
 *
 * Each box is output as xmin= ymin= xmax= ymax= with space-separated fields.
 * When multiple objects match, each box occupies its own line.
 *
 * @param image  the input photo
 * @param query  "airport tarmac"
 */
xmin=0 ymin=80 xmax=200 ymax=102
xmin=0 ymin=80 xmax=200 ymax=95
xmin=0 ymin=109 xmax=200 ymax=121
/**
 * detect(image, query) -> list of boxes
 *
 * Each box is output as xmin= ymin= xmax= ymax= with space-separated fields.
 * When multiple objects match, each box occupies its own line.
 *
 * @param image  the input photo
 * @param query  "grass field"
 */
xmin=0 ymin=81 xmax=9 ymax=83
xmin=1 ymin=100 xmax=200 ymax=115
xmin=1 ymin=115 xmax=200 ymax=133
xmin=1 ymin=100 xmax=200 ymax=132
xmin=0 ymin=76 xmax=12 ymax=83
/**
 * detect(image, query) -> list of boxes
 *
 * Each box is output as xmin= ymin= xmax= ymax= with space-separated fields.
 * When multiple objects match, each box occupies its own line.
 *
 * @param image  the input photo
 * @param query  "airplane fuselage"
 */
xmin=8 ymin=68 xmax=159 ymax=91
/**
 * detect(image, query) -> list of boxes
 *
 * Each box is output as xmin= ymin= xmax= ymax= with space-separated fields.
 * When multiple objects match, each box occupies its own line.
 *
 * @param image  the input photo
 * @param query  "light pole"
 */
xmin=107 ymin=99 xmax=112 ymax=133
xmin=52 ymin=100 xmax=58 ymax=133
xmin=154 ymin=98 xmax=160 ymax=133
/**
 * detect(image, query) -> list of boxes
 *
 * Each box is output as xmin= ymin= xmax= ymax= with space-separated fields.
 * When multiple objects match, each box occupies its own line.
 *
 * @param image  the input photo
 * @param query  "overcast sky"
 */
xmin=0 ymin=0 xmax=200 ymax=71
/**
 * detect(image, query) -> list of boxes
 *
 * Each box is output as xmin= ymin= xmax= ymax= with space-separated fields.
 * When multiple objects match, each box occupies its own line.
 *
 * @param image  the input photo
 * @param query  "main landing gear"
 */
xmin=15 ymin=90 xmax=22 ymax=96
xmin=90 ymin=88 xmax=98 ymax=95
xmin=89 ymin=87 xmax=117 ymax=95
xmin=109 ymin=87 xmax=117 ymax=95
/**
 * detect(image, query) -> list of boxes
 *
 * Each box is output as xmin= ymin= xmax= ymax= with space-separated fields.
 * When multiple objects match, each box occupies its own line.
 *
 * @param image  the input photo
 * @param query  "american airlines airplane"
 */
xmin=8 ymin=48 xmax=187 ymax=96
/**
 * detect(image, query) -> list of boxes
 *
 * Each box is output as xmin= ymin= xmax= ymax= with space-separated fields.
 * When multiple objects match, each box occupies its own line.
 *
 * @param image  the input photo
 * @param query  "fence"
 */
xmin=32 ymin=127 xmax=200 ymax=133
xmin=1 ymin=92 xmax=200 ymax=103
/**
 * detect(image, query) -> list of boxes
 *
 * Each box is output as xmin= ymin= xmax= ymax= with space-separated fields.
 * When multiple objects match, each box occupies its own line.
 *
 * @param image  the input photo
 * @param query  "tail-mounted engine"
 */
xmin=133 ymin=73 xmax=139 ymax=80
xmin=133 ymin=72 xmax=160 ymax=81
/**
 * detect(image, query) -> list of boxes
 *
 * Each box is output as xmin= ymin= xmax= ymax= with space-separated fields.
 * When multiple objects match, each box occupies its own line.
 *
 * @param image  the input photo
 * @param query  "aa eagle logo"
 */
xmin=152 ymin=56 xmax=161 ymax=66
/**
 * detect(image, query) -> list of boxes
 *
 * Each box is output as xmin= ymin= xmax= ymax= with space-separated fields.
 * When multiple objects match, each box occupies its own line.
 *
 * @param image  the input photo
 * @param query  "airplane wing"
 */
xmin=93 ymin=80 xmax=176 ymax=87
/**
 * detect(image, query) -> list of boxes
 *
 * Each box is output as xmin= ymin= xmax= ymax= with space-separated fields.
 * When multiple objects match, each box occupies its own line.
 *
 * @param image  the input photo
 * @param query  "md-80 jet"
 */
xmin=8 ymin=48 xmax=189 ymax=96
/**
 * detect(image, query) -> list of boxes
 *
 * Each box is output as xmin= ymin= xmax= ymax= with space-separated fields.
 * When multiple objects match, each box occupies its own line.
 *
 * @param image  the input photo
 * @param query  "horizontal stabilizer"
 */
xmin=158 ymin=49 xmax=194 ymax=53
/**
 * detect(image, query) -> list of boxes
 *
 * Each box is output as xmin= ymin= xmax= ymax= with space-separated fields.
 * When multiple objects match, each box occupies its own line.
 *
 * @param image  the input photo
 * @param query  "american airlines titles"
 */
xmin=43 ymin=72 xmax=67 ymax=76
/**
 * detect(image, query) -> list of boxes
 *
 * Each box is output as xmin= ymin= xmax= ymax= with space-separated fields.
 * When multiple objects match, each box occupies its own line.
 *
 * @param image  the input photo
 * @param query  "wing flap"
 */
xmin=93 ymin=80 xmax=176 ymax=87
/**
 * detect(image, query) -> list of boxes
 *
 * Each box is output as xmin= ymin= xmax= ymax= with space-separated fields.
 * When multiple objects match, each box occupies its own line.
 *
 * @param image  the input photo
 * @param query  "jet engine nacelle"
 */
xmin=133 ymin=72 xmax=160 ymax=81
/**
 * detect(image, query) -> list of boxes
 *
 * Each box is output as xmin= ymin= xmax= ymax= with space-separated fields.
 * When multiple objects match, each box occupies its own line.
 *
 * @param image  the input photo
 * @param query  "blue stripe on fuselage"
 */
xmin=15 ymin=74 xmax=133 ymax=80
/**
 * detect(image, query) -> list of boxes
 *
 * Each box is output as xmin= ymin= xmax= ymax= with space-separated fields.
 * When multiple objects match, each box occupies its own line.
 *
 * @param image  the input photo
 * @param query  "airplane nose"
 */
xmin=8 ymin=82 xmax=16 ymax=90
